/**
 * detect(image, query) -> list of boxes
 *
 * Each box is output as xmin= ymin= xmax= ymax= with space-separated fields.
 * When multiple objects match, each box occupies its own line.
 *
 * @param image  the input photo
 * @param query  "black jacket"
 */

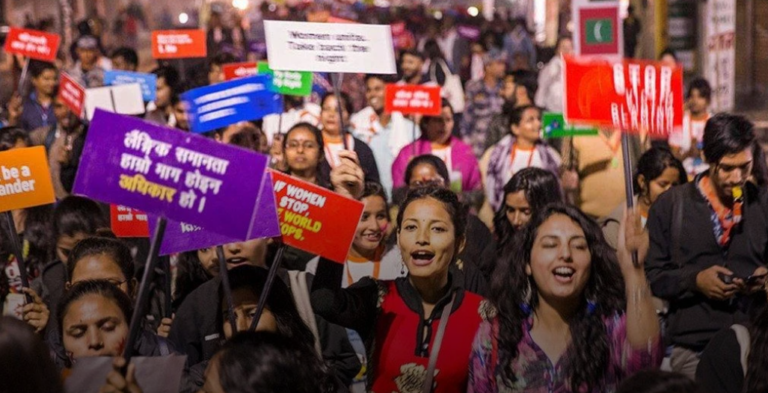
xmin=168 ymin=271 xmax=359 ymax=389
xmin=696 ymin=324 xmax=748 ymax=393
xmin=645 ymin=177 xmax=768 ymax=350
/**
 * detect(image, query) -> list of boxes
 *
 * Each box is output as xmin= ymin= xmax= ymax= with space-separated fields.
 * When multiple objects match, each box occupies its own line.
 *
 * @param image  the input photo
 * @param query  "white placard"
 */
xmin=85 ymin=83 xmax=145 ymax=120
xmin=264 ymin=21 xmax=397 ymax=74
xmin=704 ymin=0 xmax=735 ymax=112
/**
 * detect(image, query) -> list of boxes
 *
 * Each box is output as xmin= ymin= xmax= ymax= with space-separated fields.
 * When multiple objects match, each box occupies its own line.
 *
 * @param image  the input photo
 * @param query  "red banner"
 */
xmin=271 ymin=170 xmax=363 ymax=263
xmin=58 ymin=73 xmax=85 ymax=117
xmin=384 ymin=84 xmax=442 ymax=116
xmin=3 ymin=27 xmax=60 ymax=62
xmin=222 ymin=62 xmax=258 ymax=81
xmin=110 ymin=205 xmax=150 ymax=238
xmin=151 ymin=30 xmax=207 ymax=59
xmin=563 ymin=55 xmax=684 ymax=137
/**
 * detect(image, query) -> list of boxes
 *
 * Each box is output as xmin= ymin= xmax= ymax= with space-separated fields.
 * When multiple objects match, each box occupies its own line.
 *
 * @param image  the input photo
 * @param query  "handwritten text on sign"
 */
xmin=73 ymin=110 xmax=269 ymax=240
xmin=3 ymin=27 xmax=60 ymax=62
xmin=59 ymin=73 xmax=85 ymax=117
xmin=151 ymin=30 xmax=207 ymax=59
xmin=264 ymin=21 xmax=396 ymax=74
xmin=272 ymin=171 xmax=363 ymax=263
xmin=110 ymin=205 xmax=150 ymax=238
xmin=563 ymin=56 xmax=683 ymax=137
xmin=384 ymin=84 xmax=442 ymax=116
xmin=0 ymin=146 xmax=55 ymax=213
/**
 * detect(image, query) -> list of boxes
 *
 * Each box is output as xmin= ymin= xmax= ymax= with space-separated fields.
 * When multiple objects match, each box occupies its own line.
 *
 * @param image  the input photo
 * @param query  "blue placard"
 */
xmin=182 ymin=74 xmax=283 ymax=134
xmin=104 ymin=70 xmax=157 ymax=102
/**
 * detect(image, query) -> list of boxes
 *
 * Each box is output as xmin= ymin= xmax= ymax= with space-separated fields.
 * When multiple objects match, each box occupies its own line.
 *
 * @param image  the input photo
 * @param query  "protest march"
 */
xmin=1 ymin=1 xmax=767 ymax=393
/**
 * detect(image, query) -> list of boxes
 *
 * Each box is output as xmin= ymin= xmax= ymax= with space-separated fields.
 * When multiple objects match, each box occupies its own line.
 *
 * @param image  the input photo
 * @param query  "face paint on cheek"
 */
xmin=380 ymin=223 xmax=389 ymax=233
xmin=116 ymin=336 xmax=127 ymax=355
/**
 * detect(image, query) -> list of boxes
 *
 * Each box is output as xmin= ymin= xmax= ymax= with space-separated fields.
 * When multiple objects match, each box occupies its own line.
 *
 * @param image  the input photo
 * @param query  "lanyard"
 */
xmin=509 ymin=143 xmax=535 ymax=170
xmin=421 ymin=293 xmax=455 ymax=393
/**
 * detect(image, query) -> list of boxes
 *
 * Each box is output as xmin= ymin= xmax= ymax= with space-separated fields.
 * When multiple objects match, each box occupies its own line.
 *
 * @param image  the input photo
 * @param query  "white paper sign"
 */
xmin=64 ymin=355 xmax=187 ymax=393
xmin=704 ymin=0 xmax=735 ymax=112
xmin=264 ymin=21 xmax=397 ymax=74
xmin=84 ymin=84 xmax=145 ymax=120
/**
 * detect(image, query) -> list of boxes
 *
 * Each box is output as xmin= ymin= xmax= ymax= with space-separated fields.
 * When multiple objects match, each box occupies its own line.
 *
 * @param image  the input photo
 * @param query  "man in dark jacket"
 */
xmin=645 ymin=113 xmax=768 ymax=379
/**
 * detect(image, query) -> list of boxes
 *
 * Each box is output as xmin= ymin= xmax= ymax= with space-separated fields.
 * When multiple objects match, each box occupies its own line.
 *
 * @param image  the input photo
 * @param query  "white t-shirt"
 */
xmin=507 ymin=146 xmax=543 ymax=181
xmin=262 ymin=103 xmax=321 ymax=146
xmin=668 ymin=112 xmax=709 ymax=153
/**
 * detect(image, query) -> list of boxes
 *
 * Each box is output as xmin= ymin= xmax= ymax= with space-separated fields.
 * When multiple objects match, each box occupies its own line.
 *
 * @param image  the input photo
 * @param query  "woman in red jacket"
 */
xmin=312 ymin=186 xmax=491 ymax=393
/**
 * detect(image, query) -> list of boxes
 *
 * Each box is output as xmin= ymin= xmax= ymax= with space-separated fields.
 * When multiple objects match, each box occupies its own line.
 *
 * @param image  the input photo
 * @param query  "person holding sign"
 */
xmin=484 ymin=105 xmax=562 ymax=212
xmin=19 ymin=60 xmax=57 ymax=132
xmin=351 ymin=74 xmax=420 ymax=199
xmin=469 ymin=205 xmax=662 ymax=392
xmin=318 ymin=93 xmax=380 ymax=184
xmin=312 ymin=186 xmax=489 ymax=393
xmin=392 ymin=100 xmax=481 ymax=196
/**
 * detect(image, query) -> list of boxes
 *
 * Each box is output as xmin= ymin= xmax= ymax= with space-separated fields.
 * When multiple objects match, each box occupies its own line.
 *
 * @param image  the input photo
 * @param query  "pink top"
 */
xmin=391 ymin=137 xmax=482 ymax=192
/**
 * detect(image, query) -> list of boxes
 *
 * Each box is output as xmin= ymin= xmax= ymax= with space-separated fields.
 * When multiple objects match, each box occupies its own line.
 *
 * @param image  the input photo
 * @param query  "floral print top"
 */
xmin=467 ymin=313 xmax=663 ymax=393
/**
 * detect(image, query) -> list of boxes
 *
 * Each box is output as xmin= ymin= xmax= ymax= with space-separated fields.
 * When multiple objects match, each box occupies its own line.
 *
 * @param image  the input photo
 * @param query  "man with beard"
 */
xmin=351 ymin=74 xmax=419 ymax=199
xmin=645 ymin=113 xmax=768 ymax=379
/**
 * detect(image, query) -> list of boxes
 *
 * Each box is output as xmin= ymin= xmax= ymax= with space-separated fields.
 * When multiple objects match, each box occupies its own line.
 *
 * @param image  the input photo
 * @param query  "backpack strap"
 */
xmin=730 ymin=324 xmax=751 ymax=376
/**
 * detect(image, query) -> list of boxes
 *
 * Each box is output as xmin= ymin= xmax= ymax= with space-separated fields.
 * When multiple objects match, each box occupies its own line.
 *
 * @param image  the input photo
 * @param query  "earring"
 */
xmin=400 ymin=261 xmax=406 ymax=275
xmin=586 ymin=299 xmax=598 ymax=315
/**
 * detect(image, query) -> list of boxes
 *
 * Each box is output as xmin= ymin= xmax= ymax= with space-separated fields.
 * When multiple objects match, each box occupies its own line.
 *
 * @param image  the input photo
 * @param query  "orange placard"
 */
xmin=0 ymin=146 xmax=55 ymax=212
xmin=563 ymin=55 xmax=684 ymax=138
xmin=110 ymin=205 xmax=150 ymax=238
xmin=151 ymin=30 xmax=207 ymax=59
xmin=271 ymin=170 xmax=364 ymax=263
xmin=385 ymin=84 xmax=442 ymax=116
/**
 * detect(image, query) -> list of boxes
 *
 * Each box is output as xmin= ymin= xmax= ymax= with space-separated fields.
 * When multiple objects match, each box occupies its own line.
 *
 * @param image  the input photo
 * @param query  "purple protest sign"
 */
xmin=458 ymin=25 xmax=481 ymax=41
xmin=151 ymin=171 xmax=280 ymax=255
xmin=73 ymin=109 xmax=269 ymax=240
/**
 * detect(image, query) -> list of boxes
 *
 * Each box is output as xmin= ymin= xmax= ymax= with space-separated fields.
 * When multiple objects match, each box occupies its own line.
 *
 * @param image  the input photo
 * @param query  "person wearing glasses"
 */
xmin=645 ymin=113 xmax=768 ymax=379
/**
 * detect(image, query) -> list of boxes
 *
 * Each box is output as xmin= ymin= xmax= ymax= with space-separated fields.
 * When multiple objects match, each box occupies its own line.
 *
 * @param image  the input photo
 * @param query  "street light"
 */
xmin=467 ymin=6 xmax=479 ymax=17
xmin=179 ymin=12 xmax=189 ymax=24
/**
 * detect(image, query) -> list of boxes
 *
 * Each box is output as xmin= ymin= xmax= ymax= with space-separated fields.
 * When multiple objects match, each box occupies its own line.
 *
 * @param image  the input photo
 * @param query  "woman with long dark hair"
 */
xmin=469 ymin=205 xmax=662 ymax=392
xmin=601 ymin=147 xmax=687 ymax=250
xmin=492 ymin=167 xmax=563 ymax=247
xmin=696 ymin=279 xmax=768 ymax=393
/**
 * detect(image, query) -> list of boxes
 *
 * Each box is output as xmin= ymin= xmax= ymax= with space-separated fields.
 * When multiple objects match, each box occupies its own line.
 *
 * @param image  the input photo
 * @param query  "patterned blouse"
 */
xmin=468 ymin=313 xmax=663 ymax=393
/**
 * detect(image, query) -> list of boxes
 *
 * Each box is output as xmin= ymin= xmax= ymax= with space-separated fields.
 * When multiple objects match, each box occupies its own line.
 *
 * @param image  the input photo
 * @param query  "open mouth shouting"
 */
xmin=552 ymin=266 xmax=576 ymax=284
xmin=410 ymin=250 xmax=436 ymax=267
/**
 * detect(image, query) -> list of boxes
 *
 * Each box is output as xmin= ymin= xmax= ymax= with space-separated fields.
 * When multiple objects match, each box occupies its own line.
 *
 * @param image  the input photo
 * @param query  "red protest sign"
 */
xmin=151 ymin=30 xmax=207 ymax=59
xmin=384 ymin=84 xmax=442 ymax=116
xmin=222 ymin=62 xmax=258 ymax=81
xmin=563 ymin=55 xmax=684 ymax=138
xmin=3 ymin=27 xmax=60 ymax=62
xmin=271 ymin=170 xmax=363 ymax=263
xmin=58 ymin=73 xmax=85 ymax=117
xmin=110 ymin=205 xmax=150 ymax=238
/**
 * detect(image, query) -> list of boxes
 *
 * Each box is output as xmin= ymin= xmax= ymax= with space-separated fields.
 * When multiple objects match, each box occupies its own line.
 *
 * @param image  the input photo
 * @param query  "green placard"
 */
xmin=257 ymin=62 xmax=313 ymax=97
xmin=543 ymin=113 xmax=599 ymax=138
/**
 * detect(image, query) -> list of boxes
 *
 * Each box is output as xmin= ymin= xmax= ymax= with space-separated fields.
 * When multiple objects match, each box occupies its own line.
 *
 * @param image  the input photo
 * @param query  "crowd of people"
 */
xmin=1 ymin=3 xmax=767 ymax=393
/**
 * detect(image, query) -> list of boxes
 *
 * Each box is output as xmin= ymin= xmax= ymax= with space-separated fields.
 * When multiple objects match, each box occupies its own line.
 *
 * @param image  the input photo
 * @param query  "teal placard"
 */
xmin=257 ymin=62 xmax=313 ymax=97
xmin=543 ymin=112 xmax=599 ymax=138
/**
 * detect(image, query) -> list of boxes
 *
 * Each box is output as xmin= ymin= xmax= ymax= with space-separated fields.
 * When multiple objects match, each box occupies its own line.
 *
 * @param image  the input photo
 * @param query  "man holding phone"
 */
xmin=645 ymin=113 xmax=768 ymax=379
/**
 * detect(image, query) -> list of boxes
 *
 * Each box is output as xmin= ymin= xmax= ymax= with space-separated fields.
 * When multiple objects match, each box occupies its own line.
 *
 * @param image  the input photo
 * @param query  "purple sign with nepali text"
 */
xmin=150 ymin=171 xmax=281 ymax=255
xmin=73 ymin=109 xmax=270 ymax=240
